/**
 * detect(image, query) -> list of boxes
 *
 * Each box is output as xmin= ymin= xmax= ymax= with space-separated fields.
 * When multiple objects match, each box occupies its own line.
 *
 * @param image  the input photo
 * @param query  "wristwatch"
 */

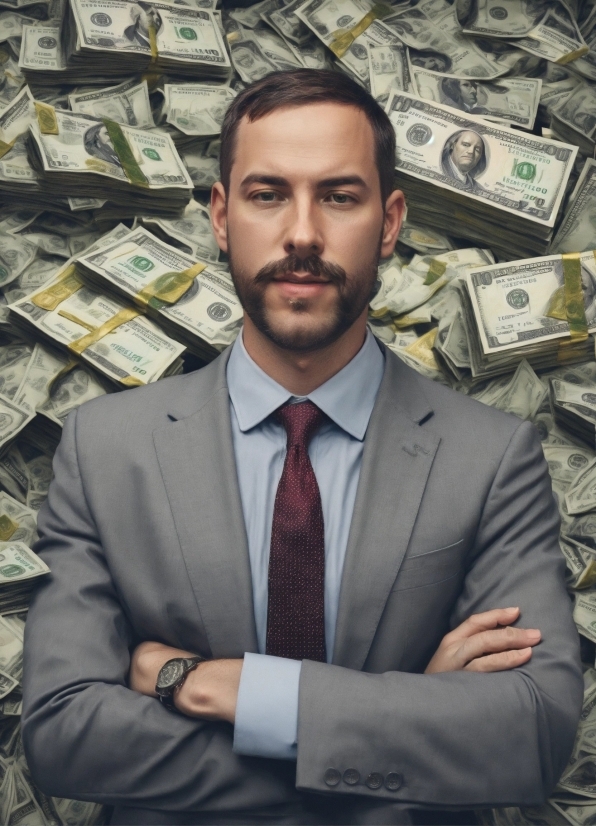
xmin=155 ymin=656 xmax=205 ymax=711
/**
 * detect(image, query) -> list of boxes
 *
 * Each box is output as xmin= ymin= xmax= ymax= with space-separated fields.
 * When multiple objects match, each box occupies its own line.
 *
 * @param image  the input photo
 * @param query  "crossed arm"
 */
xmin=129 ymin=606 xmax=543 ymax=724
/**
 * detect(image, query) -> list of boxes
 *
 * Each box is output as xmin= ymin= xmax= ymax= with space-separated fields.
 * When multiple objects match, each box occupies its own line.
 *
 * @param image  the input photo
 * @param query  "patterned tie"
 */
xmin=266 ymin=400 xmax=327 ymax=662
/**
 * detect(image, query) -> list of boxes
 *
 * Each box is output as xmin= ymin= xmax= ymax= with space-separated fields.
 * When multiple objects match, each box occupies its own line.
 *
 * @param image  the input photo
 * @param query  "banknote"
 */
xmin=163 ymin=83 xmax=235 ymax=136
xmin=551 ymin=160 xmax=596 ymax=254
xmin=368 ymin=42 xmax=410 ymax=103
xmin=0 ymin=86 xmax=34 ymax=153
xmin=69 ymin=0 xmax=231 ymax=73
xmin=410 ymin=68 xmax=541 ymax=130
xmin=295 ymin=0 xmax=401 ymax=83
xmin=386 ymin=91 xmax=577 ymax=229
xmin=75 ymin=226 xmax=243 ymax=355
xmin=18 ymin=24 xmax=64 ymax=73
xmin=466 ymin=251 xmax=596 ymax=356
xmin=140 ymin=199 xmax=220 ymax=262
xmin=383 ymin=0 xmax=506 ymax=78
xmin=69 ymin=78 xmax=154 ymax=129
xmin=566 ymin=455 xmax=596 ymax=514
xmin=10 ymin=259 xmax=186 ymax=386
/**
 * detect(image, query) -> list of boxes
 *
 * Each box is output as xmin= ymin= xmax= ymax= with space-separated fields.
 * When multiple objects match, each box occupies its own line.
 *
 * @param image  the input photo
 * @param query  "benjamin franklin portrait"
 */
xmin=441 ymin=129 xmax=488 ymax=193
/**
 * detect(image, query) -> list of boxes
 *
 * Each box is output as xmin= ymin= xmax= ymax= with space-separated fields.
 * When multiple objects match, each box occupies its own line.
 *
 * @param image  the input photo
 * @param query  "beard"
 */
xmin=228 ymin=242 xmax=380 ymax=353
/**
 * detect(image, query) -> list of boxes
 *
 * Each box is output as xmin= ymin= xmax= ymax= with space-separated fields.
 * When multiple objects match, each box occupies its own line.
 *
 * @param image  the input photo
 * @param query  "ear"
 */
xmin=210 ymin=181 xmax=228 ymax=254
xmin=380 ymin=189 xmax=406 ymax=259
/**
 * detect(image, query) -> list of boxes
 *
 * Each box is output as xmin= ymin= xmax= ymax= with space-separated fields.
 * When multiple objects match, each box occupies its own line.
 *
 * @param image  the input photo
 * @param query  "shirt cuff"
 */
xmin=233 ymin=652 xmax=301 ymax=760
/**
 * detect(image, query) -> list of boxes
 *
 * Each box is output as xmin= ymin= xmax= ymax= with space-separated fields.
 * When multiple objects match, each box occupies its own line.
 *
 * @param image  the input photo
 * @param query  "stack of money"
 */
xmin=19 ymin=0 xmax=231 ymax=85
xmin=0 ymin=542 xmax=48 ymax=614
xmin=74 ymin=224 xmax=242 ymax=360
xmin=551 ymin=379 xmax=596 ymax=449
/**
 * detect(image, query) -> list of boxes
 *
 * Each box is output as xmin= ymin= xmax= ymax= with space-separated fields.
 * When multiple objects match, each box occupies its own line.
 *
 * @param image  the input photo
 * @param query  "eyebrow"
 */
xmin=239 ymin=173 xmax=369 ymax=189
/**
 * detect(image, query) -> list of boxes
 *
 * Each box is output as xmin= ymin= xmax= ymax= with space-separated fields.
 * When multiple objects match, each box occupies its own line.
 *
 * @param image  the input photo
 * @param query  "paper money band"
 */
xmin=67 ymin=306 xmax=141 ymax=356
xmin=135 ymin=262 xmax=206 ymax=309
xmin=546 ymin=253 xmax=588 ymax=339
xmin=423 ymin=259 xmax=447 ymax=286
xmin=0 ymin=139 xmax=14 ymax=160
xmin=35 ymin=102 xmax=59 ymax=135
xmin=102 ymin=119 xmax=149 ymax=189
xmin=404 ymin=327 xmax=438 ymax=370
xmin=557 ymin=45 xmax=589 ymax=64
xmin=31 ymin=265 xmax=83 ymax=311
xmin=0 ymin=515 xmax=18 ymax=542
xmin=329 ymin=3 xmax=392 ymax=57
xmin=148 ymin=22 xmax=159 ymax=61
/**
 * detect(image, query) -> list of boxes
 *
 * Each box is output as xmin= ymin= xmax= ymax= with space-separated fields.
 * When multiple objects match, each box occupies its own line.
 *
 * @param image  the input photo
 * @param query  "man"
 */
xmin=82 ymin=122 xmax=122 ymax=169
xmin=440 ymin=129 xmax=488 ymax=193
xmin=440 ymin=79 xmax=489 ymax=115
xmin=22 ymin=69 xmax=582 ymax=825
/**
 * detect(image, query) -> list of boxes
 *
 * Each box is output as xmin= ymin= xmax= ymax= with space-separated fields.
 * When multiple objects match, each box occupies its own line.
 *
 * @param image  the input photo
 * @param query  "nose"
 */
xmin=283 ymin=194 xmax=324 ymax=260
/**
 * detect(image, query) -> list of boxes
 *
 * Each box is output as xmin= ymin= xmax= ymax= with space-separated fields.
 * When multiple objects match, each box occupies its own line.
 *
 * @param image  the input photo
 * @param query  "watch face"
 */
xmin=157 ymin=659 xmax=185 ymax=691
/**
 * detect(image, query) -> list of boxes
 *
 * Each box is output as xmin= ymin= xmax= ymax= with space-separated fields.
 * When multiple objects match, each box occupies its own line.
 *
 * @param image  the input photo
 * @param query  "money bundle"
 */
xmin=551 ymin=378 xmax=596 ymax=449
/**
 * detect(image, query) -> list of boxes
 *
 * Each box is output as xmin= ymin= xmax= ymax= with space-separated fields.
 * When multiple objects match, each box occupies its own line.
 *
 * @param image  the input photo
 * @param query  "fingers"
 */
xmin=465 ymin=647 xmax=533 ymax=673
xmin=459 ymin=626 xmax=540 ymax=667
xmin=446 ymin=607 xmax=521 ymax=642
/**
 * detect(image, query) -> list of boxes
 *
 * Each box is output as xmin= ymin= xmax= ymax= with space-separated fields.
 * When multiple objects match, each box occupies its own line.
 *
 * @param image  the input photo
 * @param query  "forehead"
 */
xmin=232 ymin=103 xmax=377 ymax=183
xmin=456 ymin=131 xmax=481 ymax=143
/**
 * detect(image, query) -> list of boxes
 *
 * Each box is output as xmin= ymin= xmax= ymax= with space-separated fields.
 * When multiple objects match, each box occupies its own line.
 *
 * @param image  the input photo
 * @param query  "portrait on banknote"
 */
xmin=440 ymin=129 xmax=488 ymax=193
xmin=123 ymin=3 xmax=163 ymax=48
xmin=409 ymin=49 xmax=453 ymax=72
xmin=82 ymin=122 xmax=122 ymax=168
xmin=439 ymin=78 xmax=489 ymax=114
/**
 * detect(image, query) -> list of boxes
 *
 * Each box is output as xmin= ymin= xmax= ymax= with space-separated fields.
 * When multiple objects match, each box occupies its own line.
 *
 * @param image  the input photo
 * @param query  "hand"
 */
xmin=129 ymin=641 xmax=243 ymax=724
xmin=425 ymin=607 xmax=541 ymax=674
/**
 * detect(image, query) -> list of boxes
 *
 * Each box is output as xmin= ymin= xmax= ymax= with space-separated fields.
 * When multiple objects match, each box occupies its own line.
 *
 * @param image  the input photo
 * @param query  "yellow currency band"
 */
xmin=0 ymin=139 xmax=14 ymax=160
xmin=135 ymin=262 xmax=206 ymax=309
xmin=32 ymin=265 xmax=83 ymax=311
xmin=68 ymin=307 xmax=141 ymax=356
xmin=423 ymin=259 xmax=447 ymax=286
xmin=102 ymin=119 xmax=149 ymax=189
xmin=557 ymin=45 xmax=589 ymax=64
xmin=329 ymin=3 xmax=392 ymax=58
xmin=0 ymin=515 xmax=18 ymax=542
xmin=35 ymin=101 xmax=59 ymax=135
xmin=148 ymin=22 xmax=159 ymax=61
xmin=546 ymin=253 xmax=589 ymax=340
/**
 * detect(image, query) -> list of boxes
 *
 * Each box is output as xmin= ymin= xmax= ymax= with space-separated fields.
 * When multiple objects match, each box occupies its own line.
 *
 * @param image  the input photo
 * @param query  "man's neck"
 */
xmin=241 ymin=314 xmax=369 ymax=396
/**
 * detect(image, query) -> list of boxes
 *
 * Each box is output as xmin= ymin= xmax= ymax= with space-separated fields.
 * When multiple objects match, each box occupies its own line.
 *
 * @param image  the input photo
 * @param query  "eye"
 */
xmin=253 ymin=191 xmax=280 ymax=203
xmin=326 ymin=193 xmax=354 ymax=205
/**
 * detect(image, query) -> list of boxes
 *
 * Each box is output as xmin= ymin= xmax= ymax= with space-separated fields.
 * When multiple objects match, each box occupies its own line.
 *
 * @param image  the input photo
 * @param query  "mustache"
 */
xmin=253 ymin=254 xmax=347 ymax=287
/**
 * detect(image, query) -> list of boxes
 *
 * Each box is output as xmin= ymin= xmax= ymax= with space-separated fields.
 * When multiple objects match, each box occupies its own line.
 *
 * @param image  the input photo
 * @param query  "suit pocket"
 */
xmin=391 ymin=539 xmax=465 ymax=592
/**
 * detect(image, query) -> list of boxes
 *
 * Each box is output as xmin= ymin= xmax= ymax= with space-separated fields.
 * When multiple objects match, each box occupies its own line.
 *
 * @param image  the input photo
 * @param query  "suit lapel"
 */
xmin=153 ymin=352 xmax=258 ymax=658
xmin=333 ymin=351 xmax=441 ymax=670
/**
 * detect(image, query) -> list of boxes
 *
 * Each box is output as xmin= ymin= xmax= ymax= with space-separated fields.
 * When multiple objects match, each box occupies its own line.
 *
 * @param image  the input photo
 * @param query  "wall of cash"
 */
xmin=3 ymin=0 xmax=596 ymax=822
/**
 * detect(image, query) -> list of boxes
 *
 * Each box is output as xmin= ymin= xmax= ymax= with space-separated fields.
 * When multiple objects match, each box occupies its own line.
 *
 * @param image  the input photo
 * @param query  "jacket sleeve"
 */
xmin=21 ymin=409 xmax=295 ymax=812
xmin=295 ymin=420 xmax=583 ymax=807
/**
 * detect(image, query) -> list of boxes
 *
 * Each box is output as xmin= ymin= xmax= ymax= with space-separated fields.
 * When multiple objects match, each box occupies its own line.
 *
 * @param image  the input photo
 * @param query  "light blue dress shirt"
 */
xmin=227 ymin=330 xmax=385 ymax=760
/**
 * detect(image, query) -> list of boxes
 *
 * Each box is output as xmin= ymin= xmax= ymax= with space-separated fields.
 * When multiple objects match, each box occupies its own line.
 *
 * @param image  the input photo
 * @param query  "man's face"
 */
xmin=220 ymin=104 xmax=395 ymax=352
xmin=451 ymin=131 xmax=483 ymax=174
xmin=458 ymin=80 xmax=477 ymax=107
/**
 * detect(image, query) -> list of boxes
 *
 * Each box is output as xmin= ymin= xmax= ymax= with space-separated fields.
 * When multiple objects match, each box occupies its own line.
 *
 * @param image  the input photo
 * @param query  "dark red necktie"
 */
xmin=266 ymin=400 xmax=327 ymax=662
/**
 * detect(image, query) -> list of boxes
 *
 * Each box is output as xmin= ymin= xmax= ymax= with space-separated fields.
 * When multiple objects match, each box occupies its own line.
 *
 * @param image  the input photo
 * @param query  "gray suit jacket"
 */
xmin=21 ymin=346 xmax=583 ymax=825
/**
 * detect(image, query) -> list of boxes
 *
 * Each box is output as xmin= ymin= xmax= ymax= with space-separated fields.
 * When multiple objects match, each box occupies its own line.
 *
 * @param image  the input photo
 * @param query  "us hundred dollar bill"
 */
xmin=69 ymin=78 xmax=154 ymax=129
xmin=465 ymin=251 xmax=596 ymax=356
xmin=368 ymin=42 xmax=410 ymax=104
xmin=163 ymin=83 xmax=235 ymax=136
xmin=551 ymin=159 xmax=596 ymax=254
xmin=410 ymin=68 xmax=541 ymax=130
xmin=386 ymin=91 xmax=577 ymax=229
xmin=75 ymin=226 xmax=243 ymax=353
xmin=10 ymin=259 xmax=185 ymax=386
xmin=28 ymin=108 xmax=193 ymax=190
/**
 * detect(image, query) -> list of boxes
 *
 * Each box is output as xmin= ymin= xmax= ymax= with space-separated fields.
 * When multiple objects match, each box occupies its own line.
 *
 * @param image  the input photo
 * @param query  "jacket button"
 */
xmin=324 ymin=768 xmax=341 ymax=787
xmin=343 ymin=768 xmax=360 ymax=785
xmin=365 ymin=772 xmax=383 ymax=790
xmin=385 ymin=772 xmax=403 ymax=791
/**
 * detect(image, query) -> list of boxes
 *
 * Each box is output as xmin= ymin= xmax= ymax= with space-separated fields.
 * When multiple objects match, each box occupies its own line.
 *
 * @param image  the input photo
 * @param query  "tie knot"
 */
xmin=278 ymin=400 xmax=326 ymax=449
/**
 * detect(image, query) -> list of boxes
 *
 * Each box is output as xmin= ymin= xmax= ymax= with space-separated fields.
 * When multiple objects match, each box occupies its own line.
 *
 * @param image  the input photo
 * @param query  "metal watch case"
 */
xmin=155 ymin=656 xmax=204 ymax=709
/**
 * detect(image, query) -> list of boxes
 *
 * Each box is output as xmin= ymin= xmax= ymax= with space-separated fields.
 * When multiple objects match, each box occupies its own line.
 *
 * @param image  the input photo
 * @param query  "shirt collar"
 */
xmin=226 ymin=329 xmax=385 ymax=441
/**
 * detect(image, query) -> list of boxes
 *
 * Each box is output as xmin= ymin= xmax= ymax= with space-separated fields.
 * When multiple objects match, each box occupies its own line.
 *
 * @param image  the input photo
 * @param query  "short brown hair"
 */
xmin=219 ymin=69 xmax=396 ymax=204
